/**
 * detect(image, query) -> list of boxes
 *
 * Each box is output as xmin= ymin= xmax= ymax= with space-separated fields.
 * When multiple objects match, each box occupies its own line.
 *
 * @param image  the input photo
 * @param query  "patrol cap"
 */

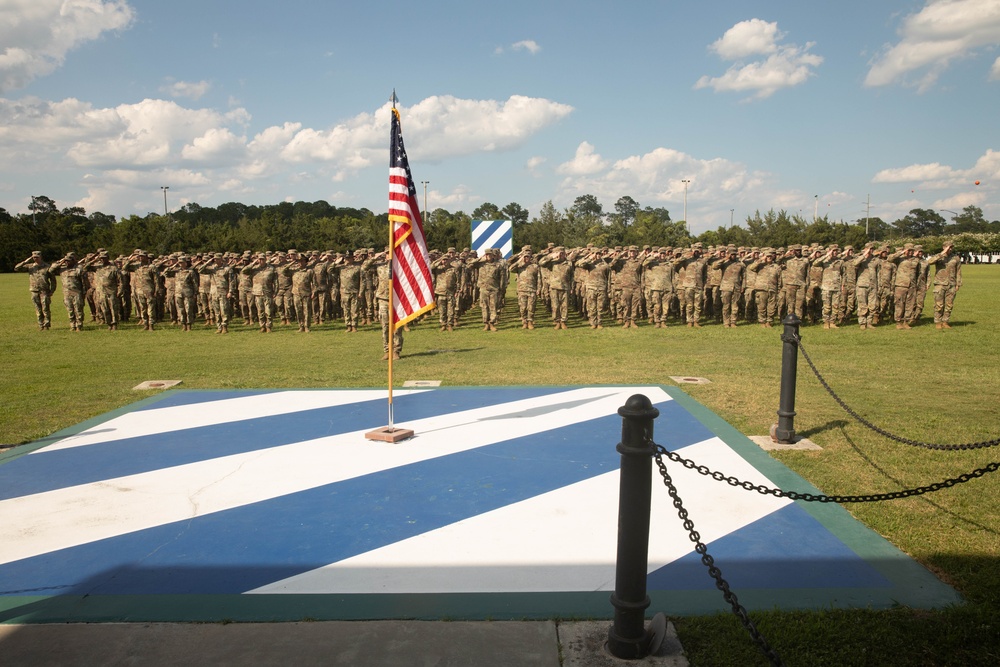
xmin=447 ymin=247 xmax=457 ymax=253
xmin=65 ymin=252 xmax=77 ymax=260
xmin=354 ymin=249 xmax=365 ymax=257
xmin=788 ymin=244 xmax=801 ymax=251
xmin=914 ymin=244 xmax=923 ymax=251
xmin=903 ymin=243 xmax=914 ymax=251
xmin=628 ymin=245 xmax=638 ymax=252
xmin=521 ymin=245 xmax=532 ymax=252
xmin=864 ymin=241 xmax=877 ymax=249
xmin=691 ymin=242 xmax=703 ymax=250
xmin=553 ymin=246 xmax=565 ymax=253
xmin=828 ymin=243 xmax=840 ymax=251
xmin=727 ymin=245 xmax=738 ymax=254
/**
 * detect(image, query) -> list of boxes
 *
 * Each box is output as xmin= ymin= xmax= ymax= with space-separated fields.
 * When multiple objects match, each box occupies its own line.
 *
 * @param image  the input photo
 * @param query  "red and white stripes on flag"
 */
xmin=388 ymin=107 xmax=435 ymax=327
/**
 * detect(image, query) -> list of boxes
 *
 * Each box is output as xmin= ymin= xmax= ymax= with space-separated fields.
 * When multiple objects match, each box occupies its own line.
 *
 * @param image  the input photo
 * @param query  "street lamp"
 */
xmin=420 ymin=181 xmax=429 ymax=223
xmin=161 ymin=186 xmax=170 ymax=217
xmin=730 ymin=208 xmax=734 ymax=228
xmin=814 ymin=195 xmax=818 ymax=222
xmin=681 ymin=179 xmax=691 ymax=222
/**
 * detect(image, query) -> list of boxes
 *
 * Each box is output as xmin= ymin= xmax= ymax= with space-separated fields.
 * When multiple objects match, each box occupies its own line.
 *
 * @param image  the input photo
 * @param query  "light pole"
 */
xmin=681 ymin=179 xmax=690 ymax=222
xmin=813 ymin=195 xmax=818 ymax=222
xmin=730 ymin=208 xmax=734 ymax=228
xmin=863 ymin=194 xmax=871 ymax=238
xmin=161 ymin=186 xmax=170 ymax=218
xmin=420 ymin=181 xmax=429 ymax=223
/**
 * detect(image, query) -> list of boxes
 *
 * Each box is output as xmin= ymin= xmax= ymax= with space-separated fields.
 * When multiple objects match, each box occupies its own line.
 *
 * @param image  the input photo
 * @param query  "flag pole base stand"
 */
xmin=365 ymin=426 xmax=415 ymax=443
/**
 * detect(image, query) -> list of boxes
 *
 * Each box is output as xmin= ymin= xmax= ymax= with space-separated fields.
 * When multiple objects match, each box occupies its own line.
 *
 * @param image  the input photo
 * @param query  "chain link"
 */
xmin=795 ymin=335 xmax=1000 ymax=451
xmin=654 ymin=443 xmax=999 ymax=504
xmin=652 ymin=444 xmax=784 ymax=666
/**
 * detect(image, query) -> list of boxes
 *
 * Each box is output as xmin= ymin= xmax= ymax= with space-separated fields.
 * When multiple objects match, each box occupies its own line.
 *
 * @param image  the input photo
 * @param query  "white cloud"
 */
xmin=865 ymin=0 xmax=1000 ymax=91
xmin=696 ymin=19 xmax=822 ymax=99
xmin=872 ymin=150 xmax=1000 ymax=194
xmin=0 ymin=92 xmax=572 ymax=217
xmin=181 ymin=127 xmax=246 ymax=163
xmin=557 ymin=142 xmax=608 ymax=176
xmin=709 ymin=18 xmax=781 ymax=59
xmin=991 ymin=56 xmax=1000 ymax=80
xmin=63 ymin=98 xmax=250 ymax=168
xmin=555 ymin=143 xmax=774 ymax=230
xmin=0 ymin=0 xmax=134 ymax=92
xmin=512 ymin=40 xmax=541 ymax=55
xmin=160 ymin=80 xmax=211 ymax=101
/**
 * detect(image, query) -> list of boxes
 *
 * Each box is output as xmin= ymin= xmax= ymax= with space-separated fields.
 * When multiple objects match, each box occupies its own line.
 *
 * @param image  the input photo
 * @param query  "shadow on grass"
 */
xmin=404 ymin=347 xmax=486 ymax=358
xmin=797 ymin=420 xmax=850 ymax=438
xmin=837 ymin=423 xmax=999 ymax=537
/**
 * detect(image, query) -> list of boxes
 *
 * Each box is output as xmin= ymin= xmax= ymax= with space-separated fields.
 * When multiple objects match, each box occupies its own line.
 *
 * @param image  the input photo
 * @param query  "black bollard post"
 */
xmin=771 ymin=313 xmax=801 ymax=444
xmin=607 ymin=394 xmax=665 ymax=659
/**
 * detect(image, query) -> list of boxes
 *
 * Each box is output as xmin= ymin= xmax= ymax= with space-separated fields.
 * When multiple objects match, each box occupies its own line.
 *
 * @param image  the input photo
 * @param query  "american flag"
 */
xmin=388 ymin=106 xmax=435 ymax=327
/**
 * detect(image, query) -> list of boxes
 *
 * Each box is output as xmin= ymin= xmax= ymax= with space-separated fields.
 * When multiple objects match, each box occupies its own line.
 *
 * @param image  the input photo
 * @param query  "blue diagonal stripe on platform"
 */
xmin=0 ymin=399 xmax=699 ymax=596
xmin=0 ymin=387 xmax=572 ymax=501
xmin=647 ymin=504 xmax=892 ymax=590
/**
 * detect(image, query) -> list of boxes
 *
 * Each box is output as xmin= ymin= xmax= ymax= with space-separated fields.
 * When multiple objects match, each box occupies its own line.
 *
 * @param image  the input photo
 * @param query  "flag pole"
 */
xmin=387 ymin=90 xmax=397 ymax=431
xmin=387 ymin=167 xmax=395 ymax=432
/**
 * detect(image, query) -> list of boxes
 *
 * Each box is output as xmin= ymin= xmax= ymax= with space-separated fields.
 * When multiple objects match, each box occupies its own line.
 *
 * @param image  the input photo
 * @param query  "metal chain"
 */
xmin=795 ymin=335 xmax=1000 ymax=451
xmin=655 ymin=444 xmax=999 ymax=504
xmin=652 ymin=445 xmax=784 ymax=666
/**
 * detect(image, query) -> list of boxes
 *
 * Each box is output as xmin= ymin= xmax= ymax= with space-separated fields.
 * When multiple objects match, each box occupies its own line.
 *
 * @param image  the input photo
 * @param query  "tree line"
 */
xmin=2 ymin=194 xmax=997 ymax=272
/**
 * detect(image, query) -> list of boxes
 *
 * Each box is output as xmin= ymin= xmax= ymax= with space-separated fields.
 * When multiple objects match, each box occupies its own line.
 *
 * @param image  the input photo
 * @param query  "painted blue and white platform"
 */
xmin=0 ymin=386 xmax=958 ymax=623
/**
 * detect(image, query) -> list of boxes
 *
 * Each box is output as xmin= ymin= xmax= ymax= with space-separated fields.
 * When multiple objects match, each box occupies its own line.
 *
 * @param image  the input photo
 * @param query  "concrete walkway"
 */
xmin=0 ymin=621 xmax=689 ymax=667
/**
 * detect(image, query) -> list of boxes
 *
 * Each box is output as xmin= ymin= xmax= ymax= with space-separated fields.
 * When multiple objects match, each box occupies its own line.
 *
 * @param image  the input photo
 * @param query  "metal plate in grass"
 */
xmin=133 ymin=380 xmax=183 ymax=391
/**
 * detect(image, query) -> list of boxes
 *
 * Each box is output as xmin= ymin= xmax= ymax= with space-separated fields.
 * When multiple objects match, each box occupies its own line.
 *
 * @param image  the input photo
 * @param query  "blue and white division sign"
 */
xmin=471 ymin=220 xmax=513 ymax=259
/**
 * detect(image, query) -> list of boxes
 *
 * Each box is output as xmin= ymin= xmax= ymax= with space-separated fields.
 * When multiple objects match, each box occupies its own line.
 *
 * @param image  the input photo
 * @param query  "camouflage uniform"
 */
xmin=373 ymin=258 xmax=402 ymax=359
xmin=575 ymin=251 xmax=614 ymax=329
xmin=853 ymin=244 xmax=881 ymax=329
xmin=609 ymin=247 xmax=644 ymax=328
xmin=714 ymin=248 xmax=745 ymax=328
xmin=202 ymin=254 xmax=237 ymax=333
xmin=641 ymin=252 xmax=676 ymax=328
xmin=811 ymin=245 xmax=845 ymax=328
xmin=165 ymin=257 xmax=199 ymax=330
xmin=512 ymin=250 xmax=540 ymax=329
xmin=339 ymin=252 xmax=364 ymax=331
xmin=14 ymin=251 xmax=56 ymax=329
xmin=673 ymin=244 xmax=708 ymax=327
xmin=431 ymin=249 xmax=462 ymax=330
xmin=889 ymin=244 xmax=920 ymax=328
xmin=749 ymin=250 xmax=782 ymax=327
xmin=283 ymin=257 xmax=315 ymax=332
xmin=123 ymin=252 xmax=159 ymax=330
xmin=926 ymin=244 xmax=962 ymax=328
xmin=472 ymin=249 xmax=504 ymax=331
xmin=538 ymin=247 xmax=574 ymax=329
xmin=53 ymin=254 xmax=86 ymax=331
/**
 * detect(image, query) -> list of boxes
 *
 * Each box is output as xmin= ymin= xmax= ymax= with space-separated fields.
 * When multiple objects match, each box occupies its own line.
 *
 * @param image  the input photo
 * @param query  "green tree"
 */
xmin=471 ymin=202 xmax=502 ymax=220
xmin=892 ymin=208 xmax=945 ymax=238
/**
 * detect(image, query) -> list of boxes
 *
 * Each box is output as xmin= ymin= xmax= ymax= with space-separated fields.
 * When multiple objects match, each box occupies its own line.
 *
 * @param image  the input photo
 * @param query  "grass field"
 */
xmin=2 ymin=269 xmax=999 ymax=666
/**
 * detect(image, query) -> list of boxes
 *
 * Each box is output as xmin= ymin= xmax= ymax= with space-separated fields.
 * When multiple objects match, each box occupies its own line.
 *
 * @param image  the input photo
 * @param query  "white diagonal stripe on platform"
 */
xmin=0 ymin=386 xmax=671 ymax=565
xmin=39 ymin=390 xmax=422 ymax=452
xmin=249 ymin=438 xmax=790 ymax=594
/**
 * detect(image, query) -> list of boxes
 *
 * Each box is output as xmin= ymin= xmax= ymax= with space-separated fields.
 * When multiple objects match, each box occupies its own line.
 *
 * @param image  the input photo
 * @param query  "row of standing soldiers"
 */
xmin=14 ymin=247 xmax=395 ymax=333
xmin=425 ymin=240 xmax=962 ymax=331
xmin=15 ymin=240 xmax=963 ymax=333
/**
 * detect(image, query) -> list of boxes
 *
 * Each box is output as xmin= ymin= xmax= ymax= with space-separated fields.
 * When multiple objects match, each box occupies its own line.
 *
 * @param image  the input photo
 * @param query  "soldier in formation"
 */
xmin=17 ymin=242 xmax=964 ymax=336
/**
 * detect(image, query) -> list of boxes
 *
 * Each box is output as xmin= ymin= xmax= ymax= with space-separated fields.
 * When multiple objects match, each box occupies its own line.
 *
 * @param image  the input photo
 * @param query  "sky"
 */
xmin=0 ymin=0 xmax=998 ymax=234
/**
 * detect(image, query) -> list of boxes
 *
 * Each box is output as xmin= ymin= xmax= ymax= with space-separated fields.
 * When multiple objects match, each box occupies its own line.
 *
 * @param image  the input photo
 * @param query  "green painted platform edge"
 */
xmin=662 ymin=385 xmax=962 ymax=609
xmin=0 ymin=582 xmax=963 ymax=625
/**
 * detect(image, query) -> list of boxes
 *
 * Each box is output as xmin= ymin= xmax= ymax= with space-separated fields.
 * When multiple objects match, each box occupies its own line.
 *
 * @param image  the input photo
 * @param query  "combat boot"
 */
xmin=527 ymin=322 xmax=534 ymax=330
xmin=489 ymin=323 xmax=497 ymax=331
